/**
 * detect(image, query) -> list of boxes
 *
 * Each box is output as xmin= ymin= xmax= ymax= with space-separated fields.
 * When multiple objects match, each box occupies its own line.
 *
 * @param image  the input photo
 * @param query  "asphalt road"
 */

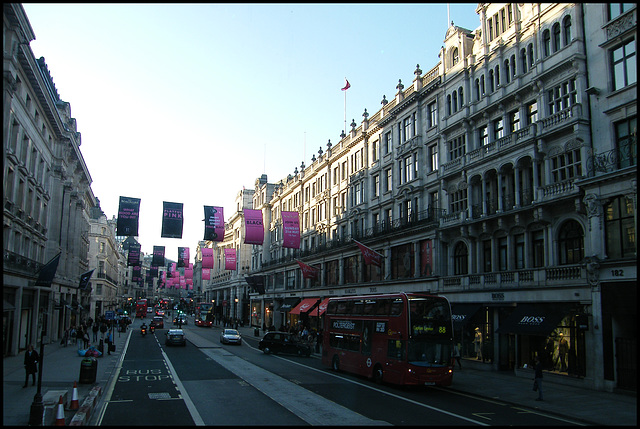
xmin=97 ymin=320 xmax=586 ymax=426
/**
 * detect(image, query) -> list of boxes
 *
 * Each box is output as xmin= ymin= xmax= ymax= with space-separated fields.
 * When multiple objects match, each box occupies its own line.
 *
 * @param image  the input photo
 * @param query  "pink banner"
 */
xmin=282 ymin=211 xmax=301 ymax=249
xmin=225 ymin=248 xmax=237 ymax=271
xmin=202 ymin=268 xmax=210 ymax=280
xmin=185 ymin=267 xmax=193 ymax=279
xmin=243 ymin=209 xmax=264 ymax=245
xmin=202 ymin=248 xmax=214 ymax=269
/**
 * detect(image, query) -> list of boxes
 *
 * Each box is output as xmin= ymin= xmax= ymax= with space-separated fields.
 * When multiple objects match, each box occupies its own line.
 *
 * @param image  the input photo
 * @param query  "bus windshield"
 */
xmin=408 ymin=297 xmax=453 ymax=367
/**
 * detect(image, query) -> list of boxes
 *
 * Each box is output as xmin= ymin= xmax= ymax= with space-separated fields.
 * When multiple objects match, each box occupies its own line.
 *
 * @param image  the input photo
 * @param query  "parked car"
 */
xmin=220 ymin=329 xmax=242 ymax=345
xmin=258 ymin=332 xmax=311 ymax=356
xmin=152 ymin=316 xmax=164 ymax=329
xmin=195 ymin=318 xmax=212 ymax=327
xmin=165 ymin=329 xmax=186 ymax=346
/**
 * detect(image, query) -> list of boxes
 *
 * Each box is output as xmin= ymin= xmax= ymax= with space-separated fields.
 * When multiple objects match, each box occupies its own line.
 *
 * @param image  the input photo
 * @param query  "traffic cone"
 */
xmin=55 ymin=395 xmax=66 ymax=426
xmin=69 ymin=381 xmax=79 ymax=410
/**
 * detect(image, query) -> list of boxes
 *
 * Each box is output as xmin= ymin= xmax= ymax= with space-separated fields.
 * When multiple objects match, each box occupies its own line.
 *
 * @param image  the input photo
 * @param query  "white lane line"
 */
xmin=161 ymin=348 xmax=205 ymax=425
xmin=94 ymin=331 xmax=131 ymax=425
xmin=202 ymin=348 xmax=390 ymax=426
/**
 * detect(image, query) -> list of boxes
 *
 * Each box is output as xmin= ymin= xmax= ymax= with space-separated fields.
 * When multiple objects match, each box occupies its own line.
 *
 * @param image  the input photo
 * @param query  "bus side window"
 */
xmin=387 ymin=339 xmax=405 ymax=360
xmin=390 ymin=299 xmax=403 ymax=316
xmin=376 ymin=299 xmax=391 ymax=315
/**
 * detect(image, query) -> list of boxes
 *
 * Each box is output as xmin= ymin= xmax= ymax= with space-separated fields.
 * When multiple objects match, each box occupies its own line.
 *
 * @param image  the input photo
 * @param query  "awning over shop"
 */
xmin=450 ymin=303 xmax=482 ymax=329
xmin=316 ymin=298 xmax=331 ymax=316
xmin=495 ymin=303 xmax=570 ymax=336
xmin=289 ymin=298 xmax=320 ymax=315
xmin=278 ymin=297 xmax=300 ymax=312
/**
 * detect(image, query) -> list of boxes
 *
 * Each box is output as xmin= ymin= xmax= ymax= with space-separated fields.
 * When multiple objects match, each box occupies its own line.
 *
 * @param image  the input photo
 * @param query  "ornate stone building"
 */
xmin=4 ymin=4 xmax=96 ymax=356
xmin=201 ymin=3 xmax=636 ymax=392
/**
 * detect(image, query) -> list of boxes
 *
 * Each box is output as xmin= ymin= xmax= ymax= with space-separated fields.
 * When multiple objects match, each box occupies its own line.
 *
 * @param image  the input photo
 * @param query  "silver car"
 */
xmin=165 ymin=329 xmax=186 ymax=346
xmin=220 ymin=329 xmax=242 ymax=345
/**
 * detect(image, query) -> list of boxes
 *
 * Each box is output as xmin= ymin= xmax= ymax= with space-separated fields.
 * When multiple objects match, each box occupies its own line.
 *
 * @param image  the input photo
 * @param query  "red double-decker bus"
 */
xmin=322 ymin=292 xmax=454 ymax=386
xmin=135 ymin=299 xmax=148 ymax=318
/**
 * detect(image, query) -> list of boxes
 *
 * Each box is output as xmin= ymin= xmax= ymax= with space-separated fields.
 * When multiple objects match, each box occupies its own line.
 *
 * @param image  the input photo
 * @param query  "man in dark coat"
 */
xmin=23 ymin=344 xmax=39 ymax=387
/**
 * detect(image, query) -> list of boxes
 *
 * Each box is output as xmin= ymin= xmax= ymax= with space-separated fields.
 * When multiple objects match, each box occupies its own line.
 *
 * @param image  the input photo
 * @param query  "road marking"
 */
xmin=472 ymin=412 xmax=495 ymax=420
xmin=161 ymin=348 xmax=205 ymax=425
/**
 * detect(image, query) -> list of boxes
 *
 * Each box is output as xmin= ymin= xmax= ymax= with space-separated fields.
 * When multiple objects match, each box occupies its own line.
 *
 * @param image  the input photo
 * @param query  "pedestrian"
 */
xmin=92 ymin=323 xmax=99 ymax=342
xmin=83 ymin=330 xmax=90 ymax=348
xmin=99 ymin=322 xmax=107 ymax=340
xmin=534 ymin=357 xmax=544 ymax=401
xmin=23 ymin=344 xmax=39 ymax=387
xmin=106 ymin=330 xmax=114 ymax=355
xmin=70 ymin=325 xmax=77 ymax=345
xmin=76 ymin=326 xmax=84 ymax=349
xmin=454 ymin=343 xmax=462 ymax=369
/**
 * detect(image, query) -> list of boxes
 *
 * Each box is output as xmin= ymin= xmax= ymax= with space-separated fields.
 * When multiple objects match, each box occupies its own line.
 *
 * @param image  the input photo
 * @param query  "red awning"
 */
xmin=316 ymin=298 xmax=331 ymax=316
xmin=289 ymin=298 xmax=320 ymax=315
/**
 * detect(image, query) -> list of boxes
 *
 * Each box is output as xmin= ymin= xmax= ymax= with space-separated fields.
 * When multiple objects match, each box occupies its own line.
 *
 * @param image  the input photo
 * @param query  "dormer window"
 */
xmin=452 ymin=47 xmax=459 ymax=66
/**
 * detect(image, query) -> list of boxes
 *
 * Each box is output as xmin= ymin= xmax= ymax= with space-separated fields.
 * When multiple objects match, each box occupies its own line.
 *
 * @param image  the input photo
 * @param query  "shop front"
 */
xmin=451 ymin=303 xmax=494 ymax=365
xmin=496 ymin=303 xmax=587 ymax=377
xmin=288 ymin=298 xmax=320 ymax=328
xmin=250 ymin=300 xmax=262 ymax=328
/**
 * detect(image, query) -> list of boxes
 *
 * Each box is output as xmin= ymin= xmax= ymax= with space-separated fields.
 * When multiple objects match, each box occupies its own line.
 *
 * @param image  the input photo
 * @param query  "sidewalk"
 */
xmin=3 ymin=326 xmax=130 ymax=426
xmin=5 ymin=322 xmax=635 ymax=426
xmin=235 ymin=325 xmax=636 ymax=427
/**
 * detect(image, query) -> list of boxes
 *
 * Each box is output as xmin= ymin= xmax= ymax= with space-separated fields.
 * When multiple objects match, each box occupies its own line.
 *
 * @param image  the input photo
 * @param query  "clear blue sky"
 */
xmin=22 ymin=3 xmax=481 ymax=258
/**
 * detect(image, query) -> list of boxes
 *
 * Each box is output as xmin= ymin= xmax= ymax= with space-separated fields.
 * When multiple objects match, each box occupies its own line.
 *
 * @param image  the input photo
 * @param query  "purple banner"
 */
xmin=127 ymin=243 xmax=141 ymax=267
xmin=204 ymin=206 xmax=225 ymax=241
xmin=116 ymin=196 xmax=140 ymax=236
xmin=225 ymin=248 xmax=236 ymax=271
xmin=161 ymin=201 xmax=184 ymax=238
xmin=282 ymin=211 xmax=300 ymax=249
xmin=243 ymin=209 xmax=264 ymax=245
xmin=152 ymin=245 xmax=165 ymax=267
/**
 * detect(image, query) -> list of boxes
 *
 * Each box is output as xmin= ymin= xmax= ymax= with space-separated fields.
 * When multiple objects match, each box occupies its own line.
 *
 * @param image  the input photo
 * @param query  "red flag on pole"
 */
xmin=296 ymin=260 xmax=320 ymax=279
xmin=341 ymin=78 xmax=350 ymax=91
xmin=354 ymin=240 xmax=383 ymax=267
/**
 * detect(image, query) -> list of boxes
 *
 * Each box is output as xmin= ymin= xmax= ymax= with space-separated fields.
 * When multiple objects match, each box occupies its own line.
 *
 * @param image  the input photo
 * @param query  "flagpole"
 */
xmin=344 ymin=86 xmax=347 ymax=135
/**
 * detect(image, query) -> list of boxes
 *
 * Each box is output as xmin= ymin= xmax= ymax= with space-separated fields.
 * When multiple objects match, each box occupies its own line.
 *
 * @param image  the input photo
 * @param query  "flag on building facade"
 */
xmin=354 ymin=240 xmax=383 ymax=267
xmin=341 ymin=78 xmax=351 ymax=91
xmin=296 ymin=259 xmax=320 ymax=279
xmin=34 ymin=252 xmax=61 ymax=287
xmin=78 ymin=269 xmax=94 ymax=290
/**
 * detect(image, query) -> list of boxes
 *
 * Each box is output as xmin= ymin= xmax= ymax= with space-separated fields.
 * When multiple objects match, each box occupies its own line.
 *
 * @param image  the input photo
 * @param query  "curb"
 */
xmin=69 ymin=386 xmax=102 ymax=426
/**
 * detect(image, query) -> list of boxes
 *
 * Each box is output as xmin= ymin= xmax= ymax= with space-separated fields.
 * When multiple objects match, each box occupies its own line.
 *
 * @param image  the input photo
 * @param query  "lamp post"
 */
xmin=28 ymin=313 xmax=46 ymax=426
xmin=234 ymin=297 xmax=238 ymax=326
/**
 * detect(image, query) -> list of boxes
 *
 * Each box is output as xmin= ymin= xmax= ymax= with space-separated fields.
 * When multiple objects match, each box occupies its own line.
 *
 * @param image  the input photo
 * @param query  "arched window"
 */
xmin=495 ymin=65 xmax=500 ymax=87
xmin=542 ymin=29 xmax=551 ymax=57
xmin=481 ymin=75 xmax=486 ymax=95
xmin=452 ymin=47 xmax=459 ymax=66
xmin=527 ymin=44 xmax=535 ymax=68
xmin=452 ymin=91 xmax=458 ymax=113
xmin=458 ymin=87 xmax=464 ymax=106
xmin=454 ymin=242 xmax=469 ymax=275
xmin=552 ymin=23 xmax=561 ymax=52
xmin=489 ymin=70 xmax=495 ymax=92
xmin=504 ymin=59 xmax=511 ymax=83
xmin=475 ymin=79 xmax=480 ymax=100
xmin=558 ymin=219 xmax=584 ymax=265
xmin=511 ymin=54 xmax=516 ymax=78
xmin=447 ymin=94 xmax=452 ymax=115
xmin=563 ymin=16 xmax=572 ymax=46
xmin=520 ymin=48 xmax=527 ymax=72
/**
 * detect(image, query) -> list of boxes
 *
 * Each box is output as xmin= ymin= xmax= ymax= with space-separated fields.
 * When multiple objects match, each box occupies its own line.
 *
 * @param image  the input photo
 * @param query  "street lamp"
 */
xmin=234 ymin=297 xmax=238 ymax=324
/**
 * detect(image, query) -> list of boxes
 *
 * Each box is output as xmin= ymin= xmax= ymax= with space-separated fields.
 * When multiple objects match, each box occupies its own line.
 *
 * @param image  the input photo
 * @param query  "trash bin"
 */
xmin=254 ymin=328 xmax=260 ymax=337
xmin=79 ymin=357 xmax=98 ymax=384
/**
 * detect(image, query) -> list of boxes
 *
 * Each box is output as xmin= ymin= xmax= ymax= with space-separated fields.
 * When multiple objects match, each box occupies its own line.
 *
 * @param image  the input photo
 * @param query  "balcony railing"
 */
xmin=441 ymin=264 xmax=584 ymax=291
xmin=587 ymin=138 xmax=637 ymax=175
xmin=3 ymin=249 xmax=43 ymax=276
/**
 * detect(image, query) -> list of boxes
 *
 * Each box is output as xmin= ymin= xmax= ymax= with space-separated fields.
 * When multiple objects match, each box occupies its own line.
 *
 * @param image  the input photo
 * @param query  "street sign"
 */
xmin=105 ymin=311 xmax=115 ymax=320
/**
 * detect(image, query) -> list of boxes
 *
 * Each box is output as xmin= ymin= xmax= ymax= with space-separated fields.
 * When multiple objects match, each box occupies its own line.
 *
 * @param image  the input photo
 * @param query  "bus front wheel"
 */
xmin=373 ymin=365 xmax=383 ymax=384
xmin=332 ymin=356 xmax=340 ymax=372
